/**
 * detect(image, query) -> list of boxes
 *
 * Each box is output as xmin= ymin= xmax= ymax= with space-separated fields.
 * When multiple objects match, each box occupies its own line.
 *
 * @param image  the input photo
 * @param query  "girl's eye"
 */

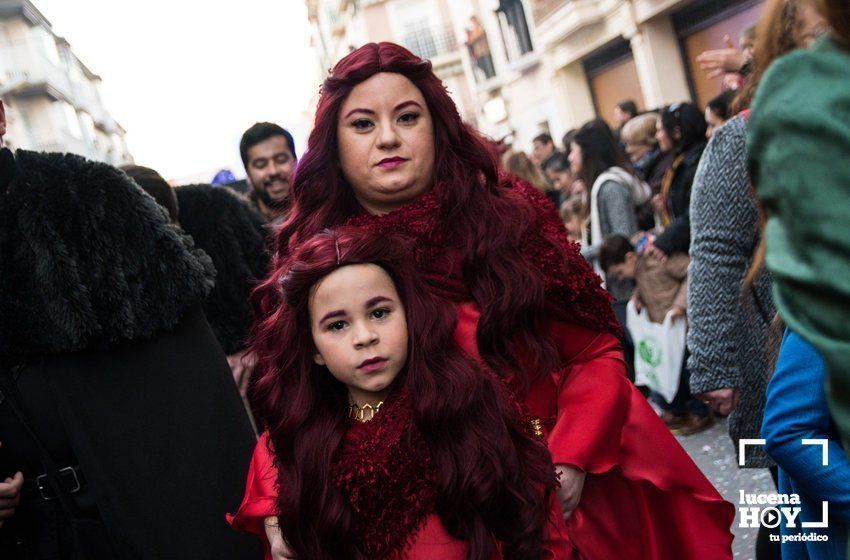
xmin=352 ymin=119 xmax=374 ymax=130
xmin=398 ymin=112 xmax=419 ymax=124
xmin=371 ymin=308 xmax=391 ymax=320
xmin=327 ymin=320 xmax=347 ymax=332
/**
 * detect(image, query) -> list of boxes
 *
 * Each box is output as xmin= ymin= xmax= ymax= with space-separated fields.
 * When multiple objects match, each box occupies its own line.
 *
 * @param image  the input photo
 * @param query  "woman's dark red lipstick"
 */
xmin=376 ymin=157 xmax=408 ymax=168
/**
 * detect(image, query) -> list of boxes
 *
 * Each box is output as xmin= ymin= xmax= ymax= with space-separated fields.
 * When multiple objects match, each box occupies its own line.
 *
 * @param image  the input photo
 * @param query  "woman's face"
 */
xmin=310 ymin=264 xmax=409 ymax=408
xmin=625 ymin=142 xmax=651 ymax=163
xmin=337 ymin=72 xmax=436 ymax=215
xmin=655 ymin=116 xmax=674 ymax=153
xmin=705 ymin=107 xmax=726 ymax=140
xmin=568 ymin=142 xmax=583 ymax=175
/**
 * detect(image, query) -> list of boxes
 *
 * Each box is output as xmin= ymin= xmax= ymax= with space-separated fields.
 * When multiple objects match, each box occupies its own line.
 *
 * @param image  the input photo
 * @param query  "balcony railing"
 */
xmin=72 ymin=80 xmax=110 ymax=126
xmin=28 ymin=127 xmax=92 ymax=157
xmin=1 ymin=43 xmax=73 ymax=101
xmin=401 ymin=25 xmax=458 ymax=61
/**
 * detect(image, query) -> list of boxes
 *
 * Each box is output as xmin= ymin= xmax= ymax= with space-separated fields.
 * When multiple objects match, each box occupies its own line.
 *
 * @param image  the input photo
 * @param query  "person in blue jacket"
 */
xmin=762 ymin=330 xmax=850 ymax=559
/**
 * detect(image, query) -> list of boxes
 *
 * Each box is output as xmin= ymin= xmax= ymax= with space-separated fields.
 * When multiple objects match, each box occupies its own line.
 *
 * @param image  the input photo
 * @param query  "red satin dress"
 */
xmin=228 ymin=432 xmax=576 ymax=559
xmin=455 ymin=302 xmax=735 ymax=559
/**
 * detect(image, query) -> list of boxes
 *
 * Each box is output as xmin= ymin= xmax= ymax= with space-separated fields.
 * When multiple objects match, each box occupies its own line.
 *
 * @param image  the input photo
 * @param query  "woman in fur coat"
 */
xmin=0 ymin=138 xmax=261 ymax=559
xmin=123 ymin=164 xmax=271 ymax=396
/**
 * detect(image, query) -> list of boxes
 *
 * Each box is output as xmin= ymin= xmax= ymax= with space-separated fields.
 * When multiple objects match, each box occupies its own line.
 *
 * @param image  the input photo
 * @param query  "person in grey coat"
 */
xmin=568 ymin=119 xmax=645 ymax=302
xmin=687 ymin=113 xmax=775 ymax=469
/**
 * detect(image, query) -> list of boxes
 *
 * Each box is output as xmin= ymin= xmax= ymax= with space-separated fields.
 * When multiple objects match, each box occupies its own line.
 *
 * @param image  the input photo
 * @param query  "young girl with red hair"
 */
xmin=230 ymin=228 xmax=573 ymax=559
xmin=253 ymin=42 xmax=735 ymax=558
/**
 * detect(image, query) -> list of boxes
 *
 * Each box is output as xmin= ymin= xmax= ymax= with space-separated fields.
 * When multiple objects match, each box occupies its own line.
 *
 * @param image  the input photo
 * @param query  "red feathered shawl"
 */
xmin=346 ymin=176 xmax=619 ymax=335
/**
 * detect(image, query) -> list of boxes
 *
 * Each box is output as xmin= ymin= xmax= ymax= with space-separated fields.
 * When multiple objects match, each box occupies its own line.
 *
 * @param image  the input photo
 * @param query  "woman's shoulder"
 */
xmin=682 ymin=141 xmax=707 ymax=168
xmin=752 ymin=37 xmax=850 ymax=135
xmin=501 ymin=172 xmax=557 ymax=213
xmin=760 ymin=36 xmax=850 ymax=94
xmin=500 ymin=174 xmax=620 ymax=335
xmin=714 ymin=114 xmax=748 ymax=143
xmin=695 ymin=116 xmax=748 ymax=184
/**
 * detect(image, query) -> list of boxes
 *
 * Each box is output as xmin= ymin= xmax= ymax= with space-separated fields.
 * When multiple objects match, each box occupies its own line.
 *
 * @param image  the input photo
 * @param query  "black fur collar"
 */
xmin=0 ymin=150 xmax=215 ymax=359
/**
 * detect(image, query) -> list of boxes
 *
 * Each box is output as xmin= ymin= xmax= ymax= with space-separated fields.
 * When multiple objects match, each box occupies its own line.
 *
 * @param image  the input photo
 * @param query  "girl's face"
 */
xmin=655 ymin=116 xmax=674 ymax=153
xmin=310 ymin=264 xmax=409 ymax=408
xmin=565 ymin=215 xmax=583 ymax=241
xmin=568 ymin=142 xmax=583 ymax=175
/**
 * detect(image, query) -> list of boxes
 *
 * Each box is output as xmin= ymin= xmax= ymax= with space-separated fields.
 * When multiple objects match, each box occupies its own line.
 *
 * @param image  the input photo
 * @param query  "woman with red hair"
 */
xmin=230 ymin=228 xmax=571 ymax=559
xmin=250 ymin=42 xmax=734 ymax=558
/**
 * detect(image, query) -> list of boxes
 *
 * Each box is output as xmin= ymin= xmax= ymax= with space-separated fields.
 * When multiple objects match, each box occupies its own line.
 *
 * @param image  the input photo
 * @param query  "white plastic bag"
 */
xmin=626 ymin=301 xmax=686 ymax=403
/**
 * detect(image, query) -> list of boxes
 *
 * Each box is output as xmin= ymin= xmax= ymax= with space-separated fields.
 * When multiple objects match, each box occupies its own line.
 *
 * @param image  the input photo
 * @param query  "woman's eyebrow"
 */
xmin=344 ymin=107 xmax=375 ymax=118
xmin=343 ymin=100 xmax=422 ymax=119
xmin=394 ymin=100 xmax=422 ymax=112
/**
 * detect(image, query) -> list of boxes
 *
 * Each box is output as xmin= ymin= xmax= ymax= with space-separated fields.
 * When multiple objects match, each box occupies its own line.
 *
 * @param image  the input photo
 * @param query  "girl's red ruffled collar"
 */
xmin=332 ymin=391 xmax=437 ymax=559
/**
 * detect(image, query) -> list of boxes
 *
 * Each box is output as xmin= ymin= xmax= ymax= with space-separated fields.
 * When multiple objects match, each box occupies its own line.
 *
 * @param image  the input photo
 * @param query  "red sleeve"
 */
xmin=545 ymin=320 xmax=735 ymax=559
xmin=545 ymin=323 xmax=629 ymax=468
xmin=227 ymin=432 xmax=278 ymax=547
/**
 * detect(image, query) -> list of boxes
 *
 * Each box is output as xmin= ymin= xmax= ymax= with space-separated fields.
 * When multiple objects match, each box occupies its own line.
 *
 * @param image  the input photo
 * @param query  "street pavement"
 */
xmin=675 ymin=416 xmax=775 ymax=560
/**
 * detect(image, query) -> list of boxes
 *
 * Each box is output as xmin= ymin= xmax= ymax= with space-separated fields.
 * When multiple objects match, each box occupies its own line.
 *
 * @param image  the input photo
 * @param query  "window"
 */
xmin=34 ymin=28 xmax=60 ymax=65
xmin=403 ymin=20 xmax=438 ymax=59
xmin=61 ymin=102 xmax=83 ymax=139
xmin=496 ymin=0 xmax=533 ymax=61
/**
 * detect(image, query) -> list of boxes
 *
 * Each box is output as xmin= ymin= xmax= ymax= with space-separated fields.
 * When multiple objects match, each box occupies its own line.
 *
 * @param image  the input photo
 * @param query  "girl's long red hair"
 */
xmin=258 ymin=42 xmax=565 ymax=385
xmin=251 ymin=228 xmax=554 ymax=560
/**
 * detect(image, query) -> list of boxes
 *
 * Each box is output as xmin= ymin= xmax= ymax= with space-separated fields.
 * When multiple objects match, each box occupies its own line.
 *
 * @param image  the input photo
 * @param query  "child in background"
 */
xmin=600 ymin=234 xmax=713 ymax=435
xmin=560 ymin=195 xmax=586 ymax=243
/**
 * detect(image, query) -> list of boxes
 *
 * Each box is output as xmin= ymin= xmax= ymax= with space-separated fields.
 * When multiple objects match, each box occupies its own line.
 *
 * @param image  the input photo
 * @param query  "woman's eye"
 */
xmin=352 ymin=119 xmax=374 ymax=130
xmin=398 ymin=112 xmax=419 ymax=124
xmin=371 ymin=308 xmax=391 ymax=320
xmin=327 ymin=320 xmax=347 ymax=331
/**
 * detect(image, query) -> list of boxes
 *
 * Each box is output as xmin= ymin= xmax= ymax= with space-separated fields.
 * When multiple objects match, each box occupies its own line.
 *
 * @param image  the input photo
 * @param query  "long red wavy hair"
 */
xmin=251 ymin=228 xmax=553 ymax=560
xmin=259 ymin=42 xmax=568 ymax=386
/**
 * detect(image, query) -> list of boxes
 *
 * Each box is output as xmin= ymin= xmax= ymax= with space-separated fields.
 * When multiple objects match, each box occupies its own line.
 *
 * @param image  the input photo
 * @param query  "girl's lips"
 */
xmin=358 ymin=357 xmax=388 ymax=373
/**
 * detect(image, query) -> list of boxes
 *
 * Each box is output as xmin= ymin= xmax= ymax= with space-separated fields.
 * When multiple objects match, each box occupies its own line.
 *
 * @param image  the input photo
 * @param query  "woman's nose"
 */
xmin=376 ymin=123 xmax=401 ymax=150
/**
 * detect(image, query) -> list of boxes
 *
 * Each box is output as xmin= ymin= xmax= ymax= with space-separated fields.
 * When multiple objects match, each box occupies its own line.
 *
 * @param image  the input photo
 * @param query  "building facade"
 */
xmin=306 ymin=0 xmax=760 ymax=154
xmin=534 ymin=0 xmax=761 ymax=141
xmin=307 ymin=0 xmax=479 ymax=125
xmin=0 ymin=0 xmax=132 ymax=165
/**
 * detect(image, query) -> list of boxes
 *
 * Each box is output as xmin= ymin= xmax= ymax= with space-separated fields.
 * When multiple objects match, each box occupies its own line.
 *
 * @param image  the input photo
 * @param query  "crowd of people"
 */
xmin=0 ymin=0 xmax=848 ymax=558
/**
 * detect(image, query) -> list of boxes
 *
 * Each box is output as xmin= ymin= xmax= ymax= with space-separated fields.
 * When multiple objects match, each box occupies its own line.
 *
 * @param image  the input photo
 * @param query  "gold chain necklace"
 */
xmin=348 ymin=401 xmax=384 ymax=423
